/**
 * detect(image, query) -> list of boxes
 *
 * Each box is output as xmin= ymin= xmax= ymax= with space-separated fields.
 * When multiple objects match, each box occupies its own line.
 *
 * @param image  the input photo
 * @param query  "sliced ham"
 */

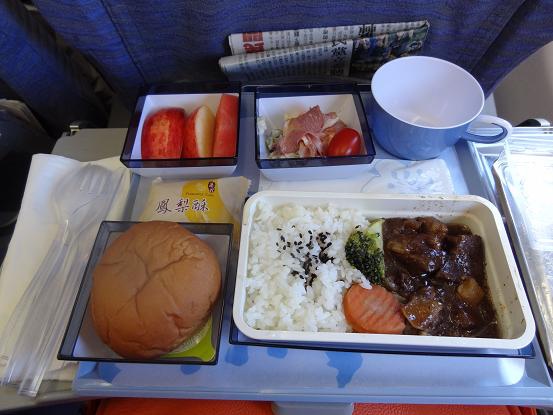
xmin=323 ymin=111 xmax=339 ymax=129
xmin=278 ymin=106 xmax=325 ymax=154
xmin=321 ymin=120 xmax=346 ymax=149
xmin=299 ymin=120 xmax=346 ymax=157
xmin=276 ymin=106 xmax=345 ymax=157
xmin=298 ymin=133 xmax=325 ymax=157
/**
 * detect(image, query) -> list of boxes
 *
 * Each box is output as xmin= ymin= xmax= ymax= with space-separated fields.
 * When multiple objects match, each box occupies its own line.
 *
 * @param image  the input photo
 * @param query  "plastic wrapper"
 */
xmin=139 ymin=176 xmax=250 ymax=243
xmin=504 ymin=136 xmax=553 ymax=251
xmin=494 ymin=130 xmax=553 ymax=367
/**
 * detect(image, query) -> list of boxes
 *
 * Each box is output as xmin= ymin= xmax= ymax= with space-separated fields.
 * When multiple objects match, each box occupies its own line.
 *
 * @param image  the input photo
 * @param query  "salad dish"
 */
xmin=254 ymin=87 xmax=375 ymax=181
xmin=261 ymin=105 xmax=363 ymax=158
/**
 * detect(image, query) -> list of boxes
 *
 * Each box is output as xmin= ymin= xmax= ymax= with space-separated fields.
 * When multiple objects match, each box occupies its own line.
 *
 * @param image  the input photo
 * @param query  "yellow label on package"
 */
xmin=139 ymin=177 xmax=250 ymax=239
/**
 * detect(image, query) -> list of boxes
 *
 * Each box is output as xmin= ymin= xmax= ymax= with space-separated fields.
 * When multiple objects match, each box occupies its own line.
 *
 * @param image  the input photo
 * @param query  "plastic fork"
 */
xmin=0 ymin=163 xmax=123 ymax=396
xmin=1 ymin=164 xmax=122 ymax=394
xmin=18 ymin=167 xmax=122 ymax=396
xmin=0 ymin=165 xmax=107 ymax=368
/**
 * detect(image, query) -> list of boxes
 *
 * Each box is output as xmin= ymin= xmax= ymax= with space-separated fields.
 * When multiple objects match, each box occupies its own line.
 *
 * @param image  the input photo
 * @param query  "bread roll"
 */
xmin=90 ymin=221 xmax=221 ymax=359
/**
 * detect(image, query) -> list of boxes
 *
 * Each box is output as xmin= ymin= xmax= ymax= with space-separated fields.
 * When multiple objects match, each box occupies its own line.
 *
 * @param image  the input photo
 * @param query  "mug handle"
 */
xmin=460 ymin=114 xmax=513 ymax=143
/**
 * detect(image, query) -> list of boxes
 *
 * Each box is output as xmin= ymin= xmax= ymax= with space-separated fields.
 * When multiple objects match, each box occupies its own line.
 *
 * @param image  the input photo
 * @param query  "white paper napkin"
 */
xmin=258 ymin=158 xmax=455 ymax=194
xmin=0 ymin=154 xmax=131 ymax=381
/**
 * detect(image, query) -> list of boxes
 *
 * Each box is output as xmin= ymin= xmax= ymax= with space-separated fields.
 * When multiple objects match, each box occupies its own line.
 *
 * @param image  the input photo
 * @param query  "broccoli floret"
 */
xmin=345 ymin=226 xmax=384 ymax=285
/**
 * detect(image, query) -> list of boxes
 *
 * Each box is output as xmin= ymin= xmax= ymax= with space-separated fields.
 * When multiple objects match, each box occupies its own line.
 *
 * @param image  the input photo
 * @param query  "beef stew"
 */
xmin=382 ymin=217 xmax=498 ymax=338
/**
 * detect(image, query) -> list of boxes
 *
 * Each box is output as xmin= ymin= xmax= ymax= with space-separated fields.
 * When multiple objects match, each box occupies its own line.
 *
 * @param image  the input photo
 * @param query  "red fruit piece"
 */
xmin=213 ymin=94 xmax=239 ymax=157
xmin=181 ymin=105 xmax=215 ymax=158
xmin=141 ymin=108 xmax=186 ymax=159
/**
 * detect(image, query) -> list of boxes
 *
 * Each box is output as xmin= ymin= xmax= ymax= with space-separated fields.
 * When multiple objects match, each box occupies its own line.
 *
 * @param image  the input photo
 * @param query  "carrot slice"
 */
xmin=343 ymin=284 xmax=405 ymax=334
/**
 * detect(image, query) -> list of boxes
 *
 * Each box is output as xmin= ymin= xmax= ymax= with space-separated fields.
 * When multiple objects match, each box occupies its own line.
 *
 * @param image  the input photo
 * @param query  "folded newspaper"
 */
xmin=219 ymin=21 xmax=429 ymax=81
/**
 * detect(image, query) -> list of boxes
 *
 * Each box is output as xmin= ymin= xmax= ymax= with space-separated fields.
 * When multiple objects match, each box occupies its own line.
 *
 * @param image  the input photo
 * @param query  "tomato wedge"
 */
xmin=327 ymin=128 xmax=362 ymax=156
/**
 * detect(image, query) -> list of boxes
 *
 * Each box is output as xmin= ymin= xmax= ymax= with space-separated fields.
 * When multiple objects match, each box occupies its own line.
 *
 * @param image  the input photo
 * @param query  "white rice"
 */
xmin=244 ymin=201 xmax=371 ymax=332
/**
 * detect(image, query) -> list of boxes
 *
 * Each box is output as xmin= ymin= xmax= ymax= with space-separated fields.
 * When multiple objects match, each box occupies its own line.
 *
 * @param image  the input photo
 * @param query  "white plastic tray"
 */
xmin=233 ymin=191 xmax=535 ymax=351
